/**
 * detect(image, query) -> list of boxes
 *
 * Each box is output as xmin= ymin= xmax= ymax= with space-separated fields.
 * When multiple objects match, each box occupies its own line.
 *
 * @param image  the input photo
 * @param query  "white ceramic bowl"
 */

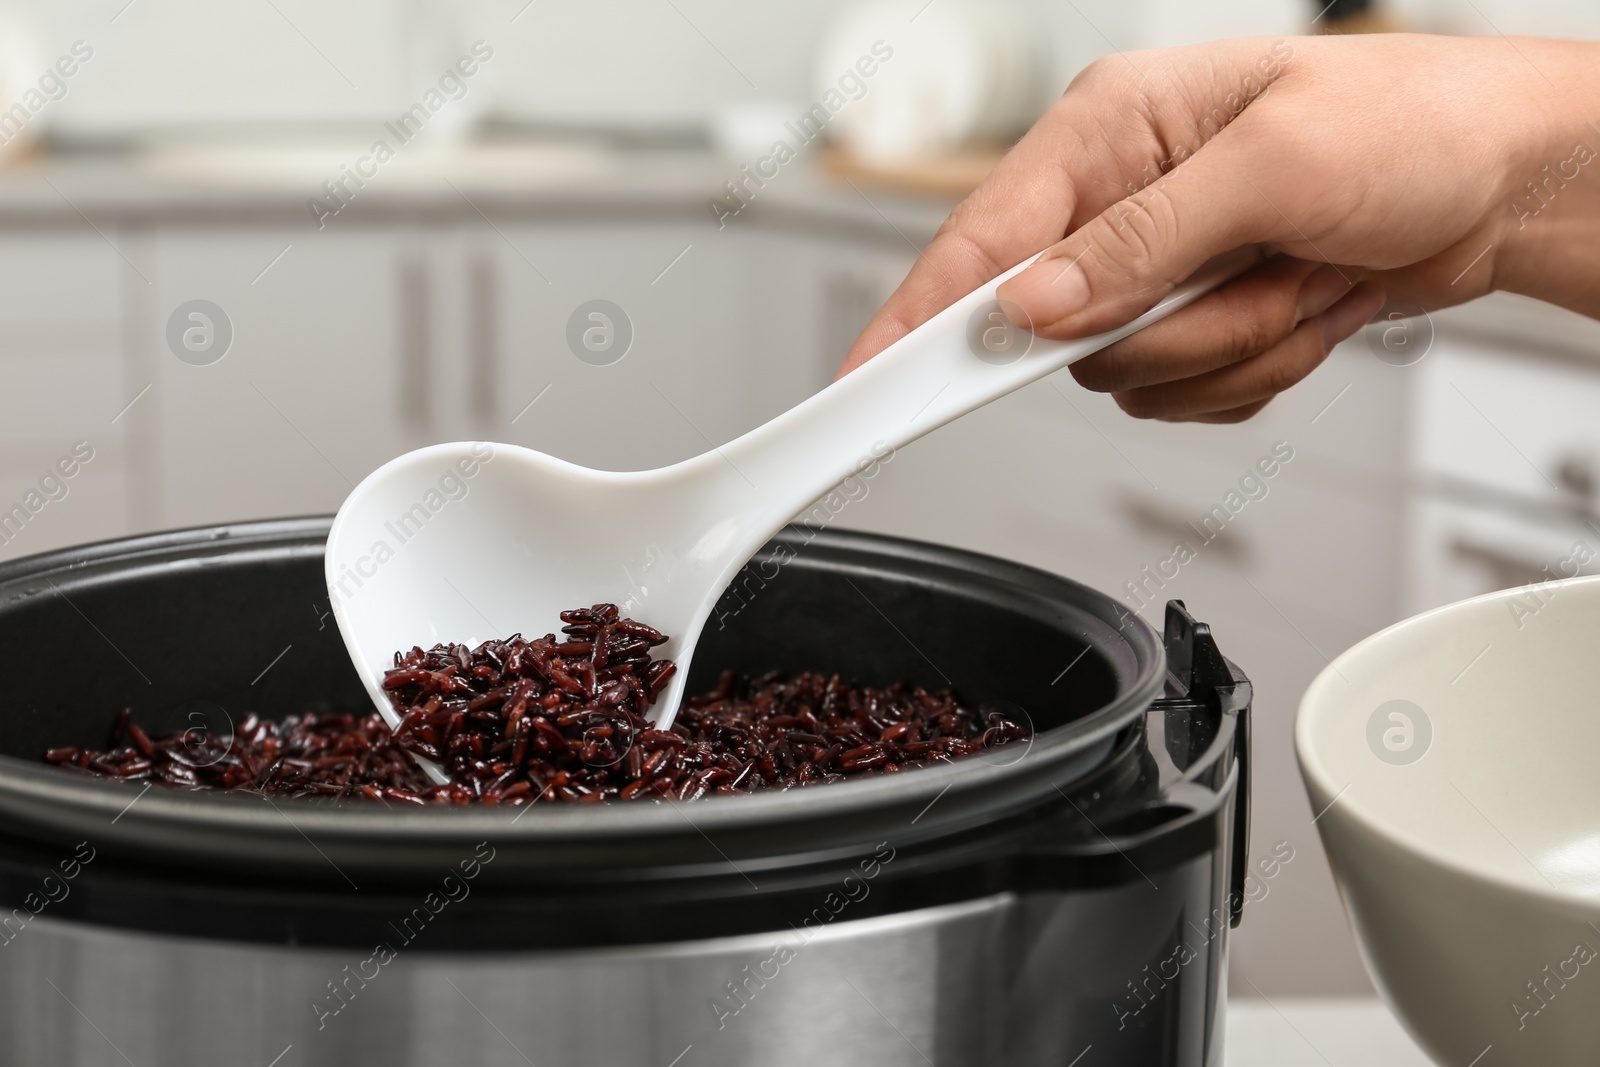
xmin=1298 ymin=575 xmax=1600 ymax=1066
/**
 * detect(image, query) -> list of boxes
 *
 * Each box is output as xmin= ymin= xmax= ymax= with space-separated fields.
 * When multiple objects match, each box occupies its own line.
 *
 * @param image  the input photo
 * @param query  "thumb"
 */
xmin=997 ymin=145 xmax=1286 ymax=339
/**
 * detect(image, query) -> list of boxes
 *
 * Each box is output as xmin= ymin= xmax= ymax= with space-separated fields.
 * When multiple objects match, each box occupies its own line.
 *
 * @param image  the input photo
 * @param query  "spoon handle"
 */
xmin=714 ymin=248 xmax=1261 ymax=512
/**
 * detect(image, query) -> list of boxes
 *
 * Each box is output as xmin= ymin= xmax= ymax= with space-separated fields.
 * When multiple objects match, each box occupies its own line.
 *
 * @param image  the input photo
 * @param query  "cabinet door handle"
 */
xmin=399 ymin=256 xmax=430 ymax=432
xmin=468 ymin=255 xmax=496 ymax=426
xmin=1116 ymin=494 xmax=1248 ymax=563
xmin=1449 ymin=538 xmax=1553 ymax=590
xmin=823 ymin=270 xmax=885 ymax=378
xmin=1554 ymin=451 xmax=1596 ymax=499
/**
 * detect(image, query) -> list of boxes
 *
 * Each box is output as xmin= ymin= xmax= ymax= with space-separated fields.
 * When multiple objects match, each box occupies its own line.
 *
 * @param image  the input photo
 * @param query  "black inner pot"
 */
xmin=0 ymin=521 xmax=1166 ymax=889
xmin=3 ymin=528 xmax=1125 ymax=756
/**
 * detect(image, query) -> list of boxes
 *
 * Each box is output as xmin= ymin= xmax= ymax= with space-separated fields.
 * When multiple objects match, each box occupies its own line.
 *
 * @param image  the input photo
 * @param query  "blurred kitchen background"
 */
xmin=3 ymin=0 xmax=1599 ymax=1047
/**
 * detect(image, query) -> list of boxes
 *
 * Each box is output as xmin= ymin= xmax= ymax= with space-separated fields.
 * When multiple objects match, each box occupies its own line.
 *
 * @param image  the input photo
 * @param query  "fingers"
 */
xmin=1317 ymin=283 xmax=1390 ymax=359
xmin=1070 ymin=256 xmax=1359 ymax=392
xmin=834 ymin=40 xmax=1259 ymax=378
xmin=996 ymin=123 xmax=1317 ymax=341
xmin=1103 ymin=282 xmax=1386 ymax=421
xmin=835 ymin=115 xmax=1090 ymax=377
xmin=1184 ymin=400 xmax=1273 ymax=425
xmin=838 ymin=36 xmax=1307 ymax=378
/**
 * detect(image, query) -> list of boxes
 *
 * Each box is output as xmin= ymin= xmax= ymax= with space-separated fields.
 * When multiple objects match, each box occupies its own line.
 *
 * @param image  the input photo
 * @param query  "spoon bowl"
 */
xmin=328 ymin=250 xmax=1258 ymax=774
xmin=323 ymin=441 xmax=782 ymax=739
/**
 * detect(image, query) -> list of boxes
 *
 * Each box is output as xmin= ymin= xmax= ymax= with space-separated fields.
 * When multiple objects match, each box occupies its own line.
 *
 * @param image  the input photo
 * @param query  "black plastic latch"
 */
xmin=1160 ymin=600 xmax=1254 ymax=928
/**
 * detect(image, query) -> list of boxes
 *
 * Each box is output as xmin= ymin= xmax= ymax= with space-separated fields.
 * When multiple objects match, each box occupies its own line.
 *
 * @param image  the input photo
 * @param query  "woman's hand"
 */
xmin=838 ymin=34 xmax=1600 ymax=422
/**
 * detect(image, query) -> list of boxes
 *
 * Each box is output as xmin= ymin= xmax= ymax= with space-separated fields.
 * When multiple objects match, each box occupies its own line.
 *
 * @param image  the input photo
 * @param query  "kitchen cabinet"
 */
xmin=0 ymin=209 xmax=917 ymax=545
xmin=484 ymin=219 xmax=915 ymax=471
xmin=1404 ymin=328 xmax=1600 ymax=615
xmin=0 ymin=233 xmax=131 ymax=560
xmin=1407 ymin=494 xmax=1600 ymax=612
xmin=744 ymin=231 xmax=914 ymax=421
xmin=1411 ymin=334 xmax=1600 ymax=514
xmin=840 ymin=340 xmax=1409 ymax=996
xmin=837 ymin=339 xmax=1410 ymax=710
xmin=137 ymin=227 xmax=430 ymax=528
xmin=483 ymin=219 xmax=767 ymax=470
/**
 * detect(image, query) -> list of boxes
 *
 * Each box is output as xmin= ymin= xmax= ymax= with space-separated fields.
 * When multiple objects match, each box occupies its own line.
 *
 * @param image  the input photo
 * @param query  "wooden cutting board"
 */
xmin=818 ymin=143 xmax=1007 ymax=199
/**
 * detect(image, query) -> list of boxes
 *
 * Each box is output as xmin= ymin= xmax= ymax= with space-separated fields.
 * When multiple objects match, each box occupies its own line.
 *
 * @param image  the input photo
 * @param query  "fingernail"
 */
xmin=1321 ymin=284 xmax=1387 ymax=353
xmin=1295 ymin=265 xmax=1355 ymax=324
xmin=997 ymin=256 xmax=1090 ymax=327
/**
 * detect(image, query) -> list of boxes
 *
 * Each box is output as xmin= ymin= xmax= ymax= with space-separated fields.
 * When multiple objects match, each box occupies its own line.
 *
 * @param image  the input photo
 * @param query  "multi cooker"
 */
xmin=0 ymin=519 xmax=1251 ymax=1066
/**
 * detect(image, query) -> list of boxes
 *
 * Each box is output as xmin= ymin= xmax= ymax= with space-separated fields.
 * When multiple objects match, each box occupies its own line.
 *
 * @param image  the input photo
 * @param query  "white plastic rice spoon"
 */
xmin=327 ymin=249 xmax=1256 ymax=782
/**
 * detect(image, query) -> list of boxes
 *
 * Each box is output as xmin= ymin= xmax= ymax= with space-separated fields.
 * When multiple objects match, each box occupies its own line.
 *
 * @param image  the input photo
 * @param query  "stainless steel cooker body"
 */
xmin=3 ymin=856 xmax=1229 ymax=1067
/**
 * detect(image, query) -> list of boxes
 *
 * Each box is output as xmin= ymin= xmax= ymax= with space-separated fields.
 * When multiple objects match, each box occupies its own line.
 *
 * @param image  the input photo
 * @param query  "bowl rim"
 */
xmin=1296 ymin=573 xmax=1600 ymax=912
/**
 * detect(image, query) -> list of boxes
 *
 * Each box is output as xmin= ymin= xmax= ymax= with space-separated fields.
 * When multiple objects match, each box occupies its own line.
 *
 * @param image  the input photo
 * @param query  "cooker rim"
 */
xmin=0 ymin=518 xmax=1167 ymax=872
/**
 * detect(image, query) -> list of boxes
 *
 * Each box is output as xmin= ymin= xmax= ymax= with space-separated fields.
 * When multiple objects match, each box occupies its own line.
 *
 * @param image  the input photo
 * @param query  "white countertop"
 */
xmin=0 ymin=141 xmax=954 ymax=235
xmin=1228 ymin=998 xmax=1437 ymax=1067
